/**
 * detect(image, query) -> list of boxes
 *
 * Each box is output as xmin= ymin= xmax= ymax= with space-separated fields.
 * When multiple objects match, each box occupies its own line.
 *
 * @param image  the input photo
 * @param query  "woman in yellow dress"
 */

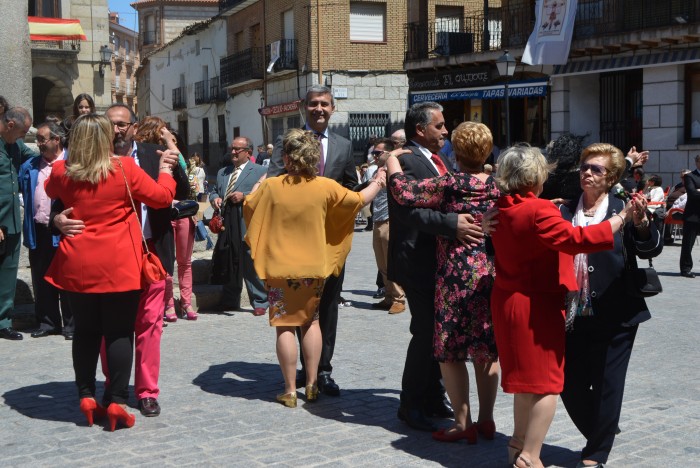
xmin=243 ymin=128 xmax=385 ymax=408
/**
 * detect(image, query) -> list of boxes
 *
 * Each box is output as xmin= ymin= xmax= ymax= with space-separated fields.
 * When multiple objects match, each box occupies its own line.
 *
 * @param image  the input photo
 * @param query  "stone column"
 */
xmin=0 ymin=0 xmax=33 ymax=117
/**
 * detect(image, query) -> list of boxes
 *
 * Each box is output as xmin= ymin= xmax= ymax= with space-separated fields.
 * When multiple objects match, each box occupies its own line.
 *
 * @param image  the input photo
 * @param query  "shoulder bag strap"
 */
xmin=116 ymin=157 xmax=151 ymax=255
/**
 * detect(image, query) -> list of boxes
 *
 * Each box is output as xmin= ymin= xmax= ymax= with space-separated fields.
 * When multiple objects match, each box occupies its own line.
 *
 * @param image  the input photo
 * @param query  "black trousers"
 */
xmin=400 ymin=285 xmax=443 ymax=409
xmin=561 ymin=320 xmax=638 ymax=464
xmin=28 ymin=224 xmax=73 ymax=333
xmin=299 ymin=266 xmax=345 ymax=375
xmin=67 ymin=290 xmax=140 ymax=404
xmin=680 ymin=221 xmax=699 ymax=274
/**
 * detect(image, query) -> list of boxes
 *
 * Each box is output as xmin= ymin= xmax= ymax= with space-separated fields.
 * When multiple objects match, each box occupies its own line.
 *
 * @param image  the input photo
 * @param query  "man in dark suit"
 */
xmin=54 ymin=104 xmax=189 ymax=417
xmin=387 ymin=101 xmax=483 ymax=431
xmin=267 ymin=84 xmax=358 ymax=396
xmin=210 ymin=136 xmax=268 ymax=315
xmin=680 ymin=154 xmax=700 ymax=277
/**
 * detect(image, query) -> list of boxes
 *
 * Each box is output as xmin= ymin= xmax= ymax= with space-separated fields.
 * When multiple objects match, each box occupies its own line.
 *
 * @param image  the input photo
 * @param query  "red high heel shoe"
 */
xmin=106 ymin=403 xmax=135 ymax=431
xmin=79 ymin=398 xmax=106 ymax=426
xmin=432 ymin=424 xmax=478 ymax=444
xmin=475 ymin=420 xmax=496 ymax=440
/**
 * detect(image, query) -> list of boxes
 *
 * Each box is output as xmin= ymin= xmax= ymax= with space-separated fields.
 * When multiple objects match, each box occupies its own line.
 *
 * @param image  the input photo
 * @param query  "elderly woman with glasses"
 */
xmin=489 ymin=144 xmax=645 ymax=468
xmin=558 ymin=143 xmax=662 ymax=468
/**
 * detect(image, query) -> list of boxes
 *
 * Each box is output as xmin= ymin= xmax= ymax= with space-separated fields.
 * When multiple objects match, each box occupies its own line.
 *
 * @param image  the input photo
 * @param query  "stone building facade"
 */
xmin=109 ymin=12 xmax=139 ymax=112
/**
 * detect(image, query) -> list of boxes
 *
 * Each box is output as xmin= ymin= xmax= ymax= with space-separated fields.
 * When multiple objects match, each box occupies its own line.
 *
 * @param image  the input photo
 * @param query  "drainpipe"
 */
xmin=316 ymin=0 xmax=322 ymax=84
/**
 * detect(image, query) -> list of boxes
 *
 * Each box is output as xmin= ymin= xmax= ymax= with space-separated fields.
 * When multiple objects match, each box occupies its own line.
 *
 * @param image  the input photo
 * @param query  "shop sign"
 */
xmin=408 ymin=67 xmax=491 ymax=91
xmin=258 ymin=100 xmax=302 ymax=116
xmin=409 ymin=80 xmax=548 ymax=105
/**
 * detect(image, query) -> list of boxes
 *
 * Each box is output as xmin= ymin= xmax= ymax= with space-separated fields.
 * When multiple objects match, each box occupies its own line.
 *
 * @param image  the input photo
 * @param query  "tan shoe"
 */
xmin=388 ymin=303 xmax=406 ymax=314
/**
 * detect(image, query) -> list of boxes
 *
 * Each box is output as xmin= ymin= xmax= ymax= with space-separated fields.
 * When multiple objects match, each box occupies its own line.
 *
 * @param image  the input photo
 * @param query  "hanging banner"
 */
xmin=522 ymin=0 xmax=578 ymax=65
xmin=409 ymin=80 xmax=549 ymax=105
xmin=28 ymin=16 xmax=87 ymax=41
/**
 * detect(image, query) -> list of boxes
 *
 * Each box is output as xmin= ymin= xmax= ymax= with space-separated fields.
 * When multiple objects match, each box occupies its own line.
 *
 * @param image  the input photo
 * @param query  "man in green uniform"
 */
xmin=0 ymin=107 xmax=35 ymax=340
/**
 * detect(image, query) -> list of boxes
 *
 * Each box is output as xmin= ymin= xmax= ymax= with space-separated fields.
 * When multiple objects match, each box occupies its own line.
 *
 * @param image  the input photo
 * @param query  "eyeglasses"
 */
xmin=111 ymin=121 xmax=133 ymax=130
xmin=371 ymin=150 xmax=387 ymax=157
xmin=231 ymin=147 xmax=249 ymax=152
xmin=580 ymin=163 xmax=608 ymax=176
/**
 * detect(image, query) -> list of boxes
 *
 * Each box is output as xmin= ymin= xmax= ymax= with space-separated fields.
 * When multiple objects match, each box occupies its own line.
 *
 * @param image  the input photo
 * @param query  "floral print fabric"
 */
xmin=265 ymin=278 xmax=325 ymax=326
xmin=390 ymin=172 xmax=499 ymax=363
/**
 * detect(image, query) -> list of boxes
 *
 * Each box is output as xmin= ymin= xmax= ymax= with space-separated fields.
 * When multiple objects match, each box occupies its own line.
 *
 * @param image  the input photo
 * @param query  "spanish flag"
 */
xmin=28 ymin=16 xmax=87 ymax=41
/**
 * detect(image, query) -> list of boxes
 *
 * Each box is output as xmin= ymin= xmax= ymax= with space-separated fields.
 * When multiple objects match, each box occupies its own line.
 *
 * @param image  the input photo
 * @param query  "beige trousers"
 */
xmin=372 ymin=220 xmax=405 ymax=304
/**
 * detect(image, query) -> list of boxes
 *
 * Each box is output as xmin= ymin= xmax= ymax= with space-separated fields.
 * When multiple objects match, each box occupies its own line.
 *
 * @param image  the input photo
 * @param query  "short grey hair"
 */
xmin=306 ymin=84 xmax=334 ymax=106
xmin=4 ymin=107 xmax=31 ymax=127
xmin=234 ymin=136 xmax=254 ymax=153
xmin=405 ymin=102 xmax=443 ymax=140
xmin=495 ymin=144 xmax=555 ymax=194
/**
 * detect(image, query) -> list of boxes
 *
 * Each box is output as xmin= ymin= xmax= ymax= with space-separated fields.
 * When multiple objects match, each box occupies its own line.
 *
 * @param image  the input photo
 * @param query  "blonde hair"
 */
xmin=495 ymin=144 xmax=555 ymax=194
xmin=451 ymin=121 xmax=493 ymax=169
xmin=65 ymin=114 xmax=115 ymax=184
xmin=282 ymin=128 xmax=320 ymax=177
xmin=579 ymin=142 xmax=625 ymax=187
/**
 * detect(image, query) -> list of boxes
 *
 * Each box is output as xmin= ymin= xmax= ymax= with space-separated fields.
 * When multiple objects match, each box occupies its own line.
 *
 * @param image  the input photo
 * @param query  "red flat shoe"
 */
xmin=432 ymin=425 xmax=477 ymax=444
xmin=475 ymin=420 xmax=496 ymax=440
xmin=79 ymin=398 xmax=106 ymax=427
xmin=106 ymin=403 xmax=135 ymax=431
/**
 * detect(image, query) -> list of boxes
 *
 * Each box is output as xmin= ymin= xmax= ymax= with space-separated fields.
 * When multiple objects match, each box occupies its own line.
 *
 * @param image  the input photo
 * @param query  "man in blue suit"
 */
xmin=18 ymin=121 xmax=73 ymax=339
xmin=210 ymin=136 xmax=269 ymax=315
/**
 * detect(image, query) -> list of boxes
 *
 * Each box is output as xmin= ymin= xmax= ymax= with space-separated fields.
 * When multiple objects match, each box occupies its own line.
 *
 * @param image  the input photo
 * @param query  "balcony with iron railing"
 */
xmin=195 ymin=78 xmax=227 ymax=104
xmin=266 ymin=39 xmax=297 ymax=73
xmin=140 ymin=31 xmax=157 ymax=47
xmin=220 ymin=48 xmax=264 ymax=88
xmin=30 ymin=39 xmax=81 ymax=59
xmin=125 ymin=54 xmax=135 ymax=66
xmin=113 ymin=52 xmax=124 ymax=64
xmin=405 ymin=2 xmax=700 ymax=64
xmin=172 ymin=86 xmax=187 ymax=109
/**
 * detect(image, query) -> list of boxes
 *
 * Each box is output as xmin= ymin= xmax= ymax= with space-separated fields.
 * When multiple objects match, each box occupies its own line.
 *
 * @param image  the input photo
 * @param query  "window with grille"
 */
xmin=348 ymin=112 xmax=391 ymax=154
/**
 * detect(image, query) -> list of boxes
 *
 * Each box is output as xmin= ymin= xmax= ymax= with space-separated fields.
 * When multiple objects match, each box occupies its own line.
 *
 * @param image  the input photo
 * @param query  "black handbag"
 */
xmin=171 ymin=200 xmax=199 ymax=220
xmin=621 ymin=230 xmax=662 ymax=297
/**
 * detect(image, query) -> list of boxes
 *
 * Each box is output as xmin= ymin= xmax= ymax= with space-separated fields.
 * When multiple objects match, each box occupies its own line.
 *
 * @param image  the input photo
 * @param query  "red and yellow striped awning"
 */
xmin=28 ymin=16 xmax=87 ymax=41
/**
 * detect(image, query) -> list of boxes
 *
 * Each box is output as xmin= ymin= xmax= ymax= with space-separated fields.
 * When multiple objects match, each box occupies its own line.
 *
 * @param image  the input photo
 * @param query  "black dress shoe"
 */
xmin=63 ymin=332 xmax=74 ymax=341
xmin=138 ymin=397 xmax=161 ymax=417
xmin=0 ymin=327 xmax=23 ymax=340
xmin=295 ymin=369 xmax=307 ymax=387
xmin=373 ymin=287 xmax=385 ymax=299
xmin=30 ymin=328 xmax=60 ymax=338
xmin=424 ymin=399 xmax=454 ymax=419
xmin=397 ymin=405 xmax=437 ymax=432
xmin=317 ymin=374 xmax=340 ymax=396
xmin=681 ymin=272 xmax=696 ymax=278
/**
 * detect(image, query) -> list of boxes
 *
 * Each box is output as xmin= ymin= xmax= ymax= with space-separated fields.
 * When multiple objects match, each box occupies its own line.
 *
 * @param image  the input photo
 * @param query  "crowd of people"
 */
xmin=0 ymin=84 xmax=688 ymax=466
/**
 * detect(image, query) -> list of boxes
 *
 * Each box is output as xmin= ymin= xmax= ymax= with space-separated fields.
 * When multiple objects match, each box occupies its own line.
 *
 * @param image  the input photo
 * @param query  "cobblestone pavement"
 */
xmin=1 ymin=230 xmax=698 ymax=467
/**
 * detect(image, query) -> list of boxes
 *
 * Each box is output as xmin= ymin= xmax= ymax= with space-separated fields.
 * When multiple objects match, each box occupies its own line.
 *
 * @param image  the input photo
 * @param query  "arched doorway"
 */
xmin=32 ymin=76 xmax=73 ymax=125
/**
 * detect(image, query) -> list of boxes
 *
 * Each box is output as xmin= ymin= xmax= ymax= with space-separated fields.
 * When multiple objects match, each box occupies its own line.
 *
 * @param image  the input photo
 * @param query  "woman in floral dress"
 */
xmin=386 ymin=121 xmax=500 ymax=443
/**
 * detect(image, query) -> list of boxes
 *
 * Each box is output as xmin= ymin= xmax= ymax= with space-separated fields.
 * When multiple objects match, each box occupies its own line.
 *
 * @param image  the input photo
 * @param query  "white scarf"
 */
xmin=565 ymin=195 xmax=609 ymax=330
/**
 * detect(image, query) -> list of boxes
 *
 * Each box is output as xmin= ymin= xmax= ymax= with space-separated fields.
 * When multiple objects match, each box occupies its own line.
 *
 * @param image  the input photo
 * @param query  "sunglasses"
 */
xmin=579 ymin=162 xmax=607 ymax=176
xmin=371 ymin=150 xmax=386 ymax=157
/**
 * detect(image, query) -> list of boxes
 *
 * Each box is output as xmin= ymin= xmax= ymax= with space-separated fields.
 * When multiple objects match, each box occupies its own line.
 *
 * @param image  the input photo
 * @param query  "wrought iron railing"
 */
xmin=406 ymin=2 xmax=699 ymax=61
xmin=573 ymin=0 xmax=698 ymax=38
xmin=209 ymin=76 xmax=227 ymax=101
xmin=266 ymin=39 xmax=297 ymax=72
xmin=30 ymin=39 xmax=81 ymax=53
xmin=405 ymin=7 xmax=532 ymax=61
xmin=172 ymin=86 xmax=187 ymax=109
xmin=220 ymin=48 xmax=264 ymax=87
xmin=140 ymin=31 xmax=157 ymax=47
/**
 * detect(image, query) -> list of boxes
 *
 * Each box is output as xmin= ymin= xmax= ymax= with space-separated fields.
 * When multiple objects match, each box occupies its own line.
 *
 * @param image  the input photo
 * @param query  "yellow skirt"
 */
xmin=265 ymin=278 xmax=326 ymax=326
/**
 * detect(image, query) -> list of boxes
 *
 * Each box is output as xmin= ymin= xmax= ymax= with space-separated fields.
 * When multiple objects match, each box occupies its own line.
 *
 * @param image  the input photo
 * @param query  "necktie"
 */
xmin=224 ymin=166 xmax=242 ymax=201
xmin=431 ymin=153 xmax=448 ymax=176
xmin=316 ymin=132 xmax=325 ymax=176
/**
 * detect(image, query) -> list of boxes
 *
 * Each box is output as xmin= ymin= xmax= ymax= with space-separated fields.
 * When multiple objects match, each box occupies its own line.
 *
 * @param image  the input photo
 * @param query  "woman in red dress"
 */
xmin=45 ymin=114 xmax=177 ymax=431
xmin=489 ymin=145 xmax=645 ymax=467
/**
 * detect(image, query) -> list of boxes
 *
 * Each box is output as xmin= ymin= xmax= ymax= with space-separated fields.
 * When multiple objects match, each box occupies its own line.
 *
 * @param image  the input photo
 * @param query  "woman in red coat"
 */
xmin=489 ymin=145 xmax=645 ymax=468
xmin=44 ymin=114 xmax=177 ymax=431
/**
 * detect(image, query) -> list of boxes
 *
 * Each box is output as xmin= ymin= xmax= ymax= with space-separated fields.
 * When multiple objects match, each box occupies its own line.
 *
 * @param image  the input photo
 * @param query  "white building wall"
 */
xmin=224 ymin=90 xmax=264 ymax=153
xmin=147 ymin=19 xmax=228 ymax=174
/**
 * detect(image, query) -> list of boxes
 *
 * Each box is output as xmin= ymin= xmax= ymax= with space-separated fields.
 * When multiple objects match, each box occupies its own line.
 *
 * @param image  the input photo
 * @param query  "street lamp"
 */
xmin=99 ymin=45 xmax=113 ymax=78
xmin=495 ymin=50 xmax=516 ymax=147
